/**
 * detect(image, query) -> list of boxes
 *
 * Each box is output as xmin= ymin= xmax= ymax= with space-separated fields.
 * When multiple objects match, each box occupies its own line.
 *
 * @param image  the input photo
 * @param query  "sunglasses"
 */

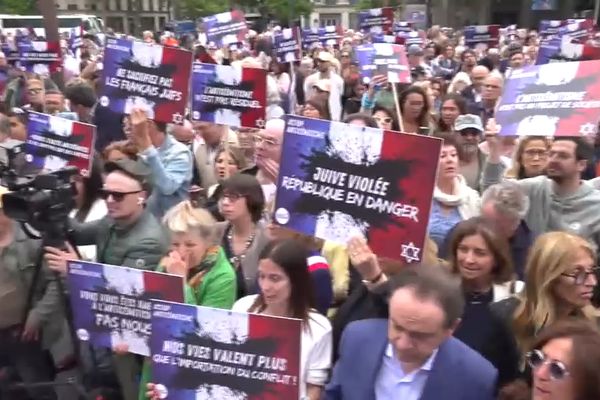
xmin=100 ymin=189 xmax=142 ymax=202
xmin=374 ymin=117 xmax=392 ymax=124
xmin=526 ymin=349 xmax=570 ymax=380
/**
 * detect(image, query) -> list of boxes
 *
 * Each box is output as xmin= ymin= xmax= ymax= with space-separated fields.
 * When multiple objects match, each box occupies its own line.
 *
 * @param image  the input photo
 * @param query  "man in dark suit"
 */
xmin=325 ymin=265 xmax=497 ymax=400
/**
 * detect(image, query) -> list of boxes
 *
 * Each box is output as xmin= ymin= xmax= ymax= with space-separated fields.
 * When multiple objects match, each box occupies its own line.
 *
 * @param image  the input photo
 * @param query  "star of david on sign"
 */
xmin=401 ymin=242 xmax=421 ymax=263
xmin=255 ymin=118 xmax=266 ymax=128
xmin=172 ymin=112 xmax=183 ymax=124
xmin=579 ymin=123 xmax=596 ymax=136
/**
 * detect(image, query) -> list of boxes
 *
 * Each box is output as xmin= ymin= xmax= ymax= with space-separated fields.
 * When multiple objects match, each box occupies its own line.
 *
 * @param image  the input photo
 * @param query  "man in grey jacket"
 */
xmin=482 ymin=120 xmax=600 ymax=252
xmin=44 ymin=158 xmax=169 ymax=400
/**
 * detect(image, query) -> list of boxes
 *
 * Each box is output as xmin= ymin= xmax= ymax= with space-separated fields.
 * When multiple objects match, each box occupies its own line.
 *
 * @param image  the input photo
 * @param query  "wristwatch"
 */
xmin=362 ymin=271 xmax=384 ymax=285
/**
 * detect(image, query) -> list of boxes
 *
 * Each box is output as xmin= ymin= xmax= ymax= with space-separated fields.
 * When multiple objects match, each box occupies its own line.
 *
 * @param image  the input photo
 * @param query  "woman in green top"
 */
xmin=138 ymin=200 xmax=237 ymax=400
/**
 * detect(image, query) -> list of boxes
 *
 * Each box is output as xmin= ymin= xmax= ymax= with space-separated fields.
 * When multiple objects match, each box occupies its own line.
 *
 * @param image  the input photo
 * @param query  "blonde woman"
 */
xmin=504 ymin=136 xmax=550 ymax=180
xmin=491 ymin=231 xmax=598 ymax=365
xmin=140 ymin=201 xmax=236 ymax=399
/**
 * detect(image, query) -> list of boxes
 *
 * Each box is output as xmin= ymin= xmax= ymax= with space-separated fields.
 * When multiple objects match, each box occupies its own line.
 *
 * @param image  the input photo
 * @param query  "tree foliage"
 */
xmin=0 ymin=0 xmax=37 ymax=14
xmin=178 ymin=0 xmax=312 ymax=25
xmin=179 ymin=0 xmax=230 ymax=19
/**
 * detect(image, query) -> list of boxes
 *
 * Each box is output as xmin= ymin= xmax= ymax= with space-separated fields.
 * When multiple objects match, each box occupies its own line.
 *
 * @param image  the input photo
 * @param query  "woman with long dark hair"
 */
xmin=437 ymin=93 xmax=467 ymax=133
xmin=232 ymin=239 xmax=333 ymax=400
xmin=69 ymin=156 xmax=107 ymax=260
xmin=398 ymin=85 xmax=435 ymax=134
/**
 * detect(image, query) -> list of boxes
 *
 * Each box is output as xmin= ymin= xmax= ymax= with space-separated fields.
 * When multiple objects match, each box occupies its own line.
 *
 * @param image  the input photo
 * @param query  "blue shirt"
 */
xmin=375 ymin=343 xmax=438 ymax=400
xmin=428 ymin=199 xmax=462 ymax=250
xmin=141 ymin=134 xmax=193 ymax=218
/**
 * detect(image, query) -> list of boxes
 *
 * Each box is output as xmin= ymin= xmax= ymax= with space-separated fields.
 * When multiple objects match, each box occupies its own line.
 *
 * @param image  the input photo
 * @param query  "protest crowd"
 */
xmin=1 ymin=7 xmax=600 ymax=400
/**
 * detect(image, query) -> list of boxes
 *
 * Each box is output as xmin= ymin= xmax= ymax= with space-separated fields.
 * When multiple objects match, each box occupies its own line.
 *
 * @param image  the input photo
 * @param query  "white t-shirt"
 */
xmin=69 ymin=199 xmax=108 ymax=261
xmin=232 ymin=294 xmax=333 ymax=399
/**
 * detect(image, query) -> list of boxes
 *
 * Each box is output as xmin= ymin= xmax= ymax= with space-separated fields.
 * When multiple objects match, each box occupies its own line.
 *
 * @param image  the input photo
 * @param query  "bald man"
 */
xmin=461 ymin=65 xmax=490 ymax=105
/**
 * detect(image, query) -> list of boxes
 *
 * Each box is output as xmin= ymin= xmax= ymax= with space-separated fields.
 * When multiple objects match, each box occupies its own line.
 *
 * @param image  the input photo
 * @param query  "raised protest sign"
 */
xmin=273 ymin=28 xmax=301 ymax=63
xmin=191 ymin=62 xmax=267 ymax=129
xmin=536 ymin=19 xmax=599 ymax=65
xmin=202 ymin=10 xmax=248 ymax=48
xmin=495 ymin=61 xmax=600 ymax=137
xmin=99 ymin=37 xmax=192 ymax=124
xmin=301 ymin=26 xmax=341 ymax=49
xmin=26 ymin=111 xmax=96 ymax=175
xmin=150 ymin=300 xmax=301 ymax=400
xmin=464 ymin=25 xmax=501 ymax=50
xmin=355 ymin=43 xmax=410 ymax=84
xmin=539 ymin=20 xmax=564 ymax=39
xmin=67 ymin=261 xmax=184 ymax=356
xmin=274 ymin=116 xmax=442 ymax=263
xmin=395 ymin=30 xmax=425 ymax=47
xmin=393 ymin=21 xmax=414 ymax=34
xmin=18 ymin=41 xmax=61 ymax=62
xmin=358 ymin=7 xmax=394 ymax=34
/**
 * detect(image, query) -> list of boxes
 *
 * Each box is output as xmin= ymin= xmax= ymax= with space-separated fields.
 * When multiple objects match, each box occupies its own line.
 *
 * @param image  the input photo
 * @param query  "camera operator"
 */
xmin=43 ymin=158 xmax=169 ymax=400
xmin=0 ymin=186 xmax=65 ymax=400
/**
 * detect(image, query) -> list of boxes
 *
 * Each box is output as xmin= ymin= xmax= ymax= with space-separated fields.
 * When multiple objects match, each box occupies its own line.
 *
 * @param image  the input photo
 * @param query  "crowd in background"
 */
xmin=0 ymin=19 xmax=599 ymax=400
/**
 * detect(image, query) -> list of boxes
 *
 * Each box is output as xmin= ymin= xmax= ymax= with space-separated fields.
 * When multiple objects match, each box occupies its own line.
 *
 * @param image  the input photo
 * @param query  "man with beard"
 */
xmin=482 ymin=119 xmax=600 ymax=251
xmin=455 ymin=114 xmax=486 ymax=191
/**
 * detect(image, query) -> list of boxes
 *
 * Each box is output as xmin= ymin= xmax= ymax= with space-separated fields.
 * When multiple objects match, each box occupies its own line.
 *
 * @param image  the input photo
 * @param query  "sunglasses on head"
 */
xmin=100 ymin=189 xmax=142 ymax=202
xmin=526 ymin=349 xmax=570 ymax=380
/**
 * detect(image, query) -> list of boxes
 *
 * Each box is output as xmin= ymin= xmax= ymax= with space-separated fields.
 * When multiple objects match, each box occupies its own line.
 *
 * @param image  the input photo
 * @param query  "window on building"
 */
xmin=67 ymin=4 xmax=78 ymax=10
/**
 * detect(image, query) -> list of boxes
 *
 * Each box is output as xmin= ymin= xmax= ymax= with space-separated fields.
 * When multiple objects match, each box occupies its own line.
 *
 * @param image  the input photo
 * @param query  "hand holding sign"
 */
xmin=130 ymin=108 xmax=152 ymax=151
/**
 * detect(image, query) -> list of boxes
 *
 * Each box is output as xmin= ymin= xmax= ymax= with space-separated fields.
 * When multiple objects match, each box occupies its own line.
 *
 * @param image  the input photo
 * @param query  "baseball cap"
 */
xmin=407 ymin=44 xmax=424 ymax=56
xmin=317 ymin=51 xmax=334 ymax=62
xmin=105 ymin=158 xmax=152 ymax=192
xmin=454 ymin=114 xmax=484 ymax=132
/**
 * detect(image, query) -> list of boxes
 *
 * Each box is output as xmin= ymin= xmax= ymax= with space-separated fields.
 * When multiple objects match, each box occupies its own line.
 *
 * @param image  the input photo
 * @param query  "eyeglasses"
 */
xmin=28 ymin=88 xmax=43 ymax=95
xmin=561 ymin=267 xmax=599 ymax=285
xmin=100 ymin=189 xmax=142 ymax=202
xmin=523 ymin=149 xmax=548 ymax=158
xmin=484 ymin=84 xmax=501 ymax=89
xmin=220 ymin=192 xmax=243 ymax=202
xmin=526 ymin=349 xmax=570 ymax=381
xmin=374 ymin=117 xmax=392 ymax=124
xmin=254 ymin=135 xmax=279 ymax=147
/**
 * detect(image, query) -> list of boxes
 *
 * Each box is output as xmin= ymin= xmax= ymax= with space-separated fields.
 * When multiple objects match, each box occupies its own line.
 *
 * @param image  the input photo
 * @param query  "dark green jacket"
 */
xmin=71 ymin=210 xmax=169 ymax=270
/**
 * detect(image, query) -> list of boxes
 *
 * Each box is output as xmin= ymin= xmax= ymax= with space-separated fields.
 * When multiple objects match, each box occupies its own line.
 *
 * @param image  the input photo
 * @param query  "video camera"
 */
xmin=1 ymin=166 xmax=79 ymax=247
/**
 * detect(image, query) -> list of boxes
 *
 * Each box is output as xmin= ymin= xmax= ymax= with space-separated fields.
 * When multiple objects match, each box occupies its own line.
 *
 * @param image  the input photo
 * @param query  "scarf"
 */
xmin=187 ymin=246 xmax=220 ymax=289
xmin=433 ymin=175 xmax=480 ymax=219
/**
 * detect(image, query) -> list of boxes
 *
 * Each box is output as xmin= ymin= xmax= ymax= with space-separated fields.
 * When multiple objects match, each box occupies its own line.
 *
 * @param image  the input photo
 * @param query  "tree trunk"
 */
xmin=36 ymin=0 xmax=64 ymax=88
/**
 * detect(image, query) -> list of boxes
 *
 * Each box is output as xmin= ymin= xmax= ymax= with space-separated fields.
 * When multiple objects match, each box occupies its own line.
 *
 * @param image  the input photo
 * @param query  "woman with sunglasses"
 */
xmin=216 ymin=173 xmax=270 ymax=299
xmin=498 ymin=319 xmax=600 ymax=400
xmin=371 ymin=104 xmax=399 ymax=131
xmin=490 ymin=231 xmax=598 ymax=376
xmin=232 ymin=239 xmax=332 ymax=400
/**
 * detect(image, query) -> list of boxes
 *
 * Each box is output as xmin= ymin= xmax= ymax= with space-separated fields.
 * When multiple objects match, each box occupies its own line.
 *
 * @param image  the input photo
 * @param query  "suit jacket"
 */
xmin=71 ymin=210 xmax=169 ymax=270
xmin=324 ymin=319 xmax=497 ymax=400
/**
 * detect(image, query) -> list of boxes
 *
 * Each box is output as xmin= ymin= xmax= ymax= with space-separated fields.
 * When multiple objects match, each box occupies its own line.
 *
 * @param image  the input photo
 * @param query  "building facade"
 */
xmin=302 ymin=0 xmax=581 ymax=30
xmin=54 ymin=0 xmax=173 ymax=34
